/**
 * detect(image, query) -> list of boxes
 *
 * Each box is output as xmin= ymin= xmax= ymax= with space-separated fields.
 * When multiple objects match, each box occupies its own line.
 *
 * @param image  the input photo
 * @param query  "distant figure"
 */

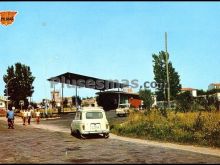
xmin=35 ymin=109 xmax=41 ymax=124
xmin=27 ymin=107 xmax=32 ymax=125
xmin=6 ymin=107 xmax=15 ymax=129
xmin=23 ymin=109 xmax=28 ymax=125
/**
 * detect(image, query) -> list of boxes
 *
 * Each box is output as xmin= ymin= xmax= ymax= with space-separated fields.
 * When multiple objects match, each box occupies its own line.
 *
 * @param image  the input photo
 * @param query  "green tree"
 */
xmin=176 ymin=91 xmax=194 ymax=113
xmin=139 ymin=89 xmax=153 ymax=110
xmin=63 ymin=98 xmax=68 ymax=108
xmin=197 ymin=89 xmax=207 ymax=96
xmin=3 ymin=63 xmax=35 ymax=109
xmin=72 ymin=96 xmax=82 ymax=106
xmin=96 ymin=95 xmax=118 ymax=111
xmin=30 ymin=102 xmax=38 ymax=109
xmin=207 ymin=88 xmax=220 ymax=95
xmin=152 ymin=51 xmax=181 ymax=101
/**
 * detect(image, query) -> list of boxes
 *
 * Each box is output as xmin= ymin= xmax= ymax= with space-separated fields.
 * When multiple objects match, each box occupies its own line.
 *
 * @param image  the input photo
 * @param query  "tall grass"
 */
xmin=111 ymin=109 xmax=220 ymax=148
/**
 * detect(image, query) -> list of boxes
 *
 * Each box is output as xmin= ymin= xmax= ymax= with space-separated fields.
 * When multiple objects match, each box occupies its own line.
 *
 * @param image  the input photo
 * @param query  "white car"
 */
xmin=70 ymin=107 xmax=110 ymax=139
xmin=116 ymin=103 xmax=130 ymax=117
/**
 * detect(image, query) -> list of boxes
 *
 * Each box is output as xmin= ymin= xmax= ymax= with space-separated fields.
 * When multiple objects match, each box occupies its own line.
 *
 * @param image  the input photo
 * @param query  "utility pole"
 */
xmin=165 ymin=32 xmax=170 ymax=108
xmin=52 ymin=84 xmax=55 ymax=109
xmin=61 ymin=83 xmax=64 ymax=113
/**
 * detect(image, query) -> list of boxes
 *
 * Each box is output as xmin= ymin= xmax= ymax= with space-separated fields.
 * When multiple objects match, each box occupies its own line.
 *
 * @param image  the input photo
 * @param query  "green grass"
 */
xmin=110 ymin=109 xmax=220 ymax=148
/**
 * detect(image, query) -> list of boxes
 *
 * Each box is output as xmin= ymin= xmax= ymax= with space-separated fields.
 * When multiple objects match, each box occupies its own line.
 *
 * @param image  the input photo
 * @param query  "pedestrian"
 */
xmin=23 ymin=109 xmax=28 ymax=125
xmin=35 ymin=109 xmax=41 ymax=124
xmin=6 ymin=106 xmax=15 ymax=129
xmin=27 ymin=106 xmax=32 ymax=125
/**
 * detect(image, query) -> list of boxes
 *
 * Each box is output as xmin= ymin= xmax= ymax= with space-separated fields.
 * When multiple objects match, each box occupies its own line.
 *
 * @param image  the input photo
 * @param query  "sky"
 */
xmin=0 ymin=2 xmax=220 ymax=102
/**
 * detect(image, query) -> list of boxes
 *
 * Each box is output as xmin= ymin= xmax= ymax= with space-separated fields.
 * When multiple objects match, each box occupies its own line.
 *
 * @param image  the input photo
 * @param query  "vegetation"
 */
xmin=175 ymin=91 xmax=194 ymax=113
xmin=3 ymin=62 xmax=35 ymax=109
xmin=139 ymin=89 xmax=153 ymax=110
xmin=96 ymin=94 xmax=118 ymax=111
xmin=175 ymin=90 xmax=219 ymax=113
xmin=111 ymin=109 xmax=220 ymax=148
xmin=72 ymin=96 xmax=82 ymax=106
xmin=63 ymin=98 xmax=68 ymax=108
xmin=152 ymin=51 xmax=181 ymax=101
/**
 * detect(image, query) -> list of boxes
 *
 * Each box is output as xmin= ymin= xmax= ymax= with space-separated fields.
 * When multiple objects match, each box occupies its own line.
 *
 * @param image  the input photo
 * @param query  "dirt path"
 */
xmin=4 ymin=116 xmax=220 ymax=158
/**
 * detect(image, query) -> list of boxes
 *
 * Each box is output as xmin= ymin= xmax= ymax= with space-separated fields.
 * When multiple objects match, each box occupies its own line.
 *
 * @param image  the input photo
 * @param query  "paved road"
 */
xmin=0 ymin=113 xmax=220 ymax=164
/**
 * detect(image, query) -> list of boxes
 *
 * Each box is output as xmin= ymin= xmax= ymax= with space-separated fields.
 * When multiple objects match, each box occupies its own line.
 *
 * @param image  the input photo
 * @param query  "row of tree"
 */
xmin=140 ymin=51 xmax=219 ymax=112
xmin=3 ymin=52 xmax=217 ymax=112
xmin=62 ymin=96 xmax=82 ymax=108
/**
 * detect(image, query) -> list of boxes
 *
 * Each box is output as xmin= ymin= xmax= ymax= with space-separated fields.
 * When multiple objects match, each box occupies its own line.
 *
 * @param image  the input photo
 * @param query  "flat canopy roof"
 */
xmin=96 ymin=90 xmax=140 ymax=99
xmin=47 ymin=72 xmax=129 ymax=91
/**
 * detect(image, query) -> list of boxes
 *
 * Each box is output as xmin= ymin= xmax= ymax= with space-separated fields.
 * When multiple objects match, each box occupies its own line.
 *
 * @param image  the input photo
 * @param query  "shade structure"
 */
xmin=47 ymin=72 xmax=129 ymax=91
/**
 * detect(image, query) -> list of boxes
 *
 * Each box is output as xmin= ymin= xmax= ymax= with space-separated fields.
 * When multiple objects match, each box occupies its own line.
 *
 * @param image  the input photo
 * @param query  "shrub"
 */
xmin=111 ymin=110 xmax=220 ymax=148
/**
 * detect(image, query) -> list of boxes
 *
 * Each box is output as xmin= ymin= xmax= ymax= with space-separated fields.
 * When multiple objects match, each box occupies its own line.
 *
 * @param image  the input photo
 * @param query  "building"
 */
xmin=51 ymin=91 xmax=61 ymax=106
xmin=180 ymin=88 xmax=197 ymax=97
xmin=0 ymin=96 xmax=8 ymax=117
xmin=207 ymin=83 xmax=220 ymax=102
xmin=0 ymin=96 xmax=8 ymax=110
xmin=96 ymin=88 xmax=142 ymax=110
xmin=51 ymin=91 xmax=76 ymax=107
xmin=63 ymin=97 xmax=73 ymax=107
xmin=208 ymin=83 xmax=220 ymax=91
xmin=81 ymin=97 xmax=98 ymax=107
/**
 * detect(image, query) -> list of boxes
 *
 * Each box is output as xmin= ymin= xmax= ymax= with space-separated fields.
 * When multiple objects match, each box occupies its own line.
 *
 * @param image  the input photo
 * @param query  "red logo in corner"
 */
xmin=0 ymin=11 xmax=17 ymax=26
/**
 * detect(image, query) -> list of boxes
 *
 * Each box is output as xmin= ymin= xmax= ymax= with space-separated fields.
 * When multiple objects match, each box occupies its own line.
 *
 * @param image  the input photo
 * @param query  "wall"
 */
xmin=129 ymin=98 xmax=142 ymax=108
xmin=0 ymin=100 xmax=6 ymax=110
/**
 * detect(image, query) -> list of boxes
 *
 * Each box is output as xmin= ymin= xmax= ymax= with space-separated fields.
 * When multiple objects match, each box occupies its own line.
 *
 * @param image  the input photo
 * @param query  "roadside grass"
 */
xmin=110 ymin=109 xmax=220 ymax=148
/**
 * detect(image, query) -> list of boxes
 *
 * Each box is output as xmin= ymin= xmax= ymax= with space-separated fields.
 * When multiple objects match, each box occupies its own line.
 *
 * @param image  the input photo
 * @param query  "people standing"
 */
xmin=6 ymin=106 xmax=15 ymax=129
xmin=27 ymin=107 xmax=32 ymax=125
xmin=35 ymin=109 xmax=41 ymax=124
xmin=23 ymin=109 xmax=28 ymax=125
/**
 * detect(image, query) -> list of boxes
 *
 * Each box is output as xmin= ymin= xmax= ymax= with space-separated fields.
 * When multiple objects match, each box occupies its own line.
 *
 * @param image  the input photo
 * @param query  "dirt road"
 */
xmin=0 ymin=114 xmax=220 ymax=163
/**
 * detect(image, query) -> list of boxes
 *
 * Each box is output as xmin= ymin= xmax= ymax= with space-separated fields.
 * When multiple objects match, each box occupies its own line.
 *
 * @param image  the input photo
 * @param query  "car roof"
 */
xmin=78 ymin=107 xmax=105 ymax=112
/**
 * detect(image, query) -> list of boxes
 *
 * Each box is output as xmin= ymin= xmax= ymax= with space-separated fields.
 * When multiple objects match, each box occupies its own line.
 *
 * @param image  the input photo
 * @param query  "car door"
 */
xmin=74 ymin=112 xmax=82 ymax=132
xmin=72 ymin=112 xmax=79 ymax=131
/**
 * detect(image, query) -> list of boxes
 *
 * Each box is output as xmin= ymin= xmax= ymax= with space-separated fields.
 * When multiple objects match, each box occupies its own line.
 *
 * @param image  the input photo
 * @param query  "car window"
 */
xmin=86 ymin=112 xmax=103 ymax=119
xmin=75 ymin=112 xmax=82 ymax=120
xmin=119 ymin=105 xmax=128 ymax=108
xmin=75 ymin=113 xmax=79 ymax=120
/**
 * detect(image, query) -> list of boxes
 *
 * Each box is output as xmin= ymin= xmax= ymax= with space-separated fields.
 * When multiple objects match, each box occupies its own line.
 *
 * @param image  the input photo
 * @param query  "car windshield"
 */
xmin=119 ymin=105 xmax=128 ymax=108
xmin=86 ymin=112 xmax=103 ymax=119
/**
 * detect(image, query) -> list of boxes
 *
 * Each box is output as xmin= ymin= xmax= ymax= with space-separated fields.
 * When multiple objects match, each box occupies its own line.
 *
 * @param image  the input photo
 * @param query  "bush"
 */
xmin=175 ymin=91 xmax=193 ymax=113
xmin=111 ymin=110 xmax=220 ymax=147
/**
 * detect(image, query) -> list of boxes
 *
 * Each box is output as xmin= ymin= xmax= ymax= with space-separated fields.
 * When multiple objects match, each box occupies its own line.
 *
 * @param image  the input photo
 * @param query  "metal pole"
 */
xmin=61 ymin=83 xmax=64 ymax=113
xmin=165 ymin=32 xmax=170 ymax=108
xmin=6 ymin=85 xmax=8 ymax=111
xmin=75 ymin=85 xmax=78 ymax=110
xmin=53 ymin=84 xmax=55 ymax=109
xmin=118 ymin=92 xmax=120 ymax=108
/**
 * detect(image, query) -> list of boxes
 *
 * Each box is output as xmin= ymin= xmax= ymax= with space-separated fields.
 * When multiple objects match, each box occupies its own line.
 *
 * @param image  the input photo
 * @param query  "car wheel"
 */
xmin=80 ymin=134 xmax=86 ymax=139
xmin=103 ymin=133 xmax=109 ymax=139
xmin=77 ymin=130 xmax=86 ymax=139
xmin=70 ymin=128 xmax=74 ymax=136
